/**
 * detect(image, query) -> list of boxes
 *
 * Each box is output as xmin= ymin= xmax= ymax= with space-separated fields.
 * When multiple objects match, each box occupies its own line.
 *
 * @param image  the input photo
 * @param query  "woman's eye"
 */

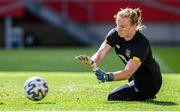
xmin=121 ymin=26 xmax=125 ymax=28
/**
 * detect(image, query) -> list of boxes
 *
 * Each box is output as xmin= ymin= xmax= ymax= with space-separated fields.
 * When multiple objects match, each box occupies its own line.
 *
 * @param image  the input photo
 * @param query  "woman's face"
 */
xmin=116 ymin=17 xmax=136 ymax=39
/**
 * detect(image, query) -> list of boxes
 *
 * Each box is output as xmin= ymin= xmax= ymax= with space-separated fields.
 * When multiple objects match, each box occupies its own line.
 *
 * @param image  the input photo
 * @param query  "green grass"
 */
xmin=0 ymin=72 xmax=179 ymax=111
xmin=153 ymin=47 xmax=180 ymax=73
xmin=0 ymin=47 xmax=179 ymax=72
xmin=0 ymin=48 xmax=123 ymax=72
xmin=0 ymin=47 xmax=179 ymax=110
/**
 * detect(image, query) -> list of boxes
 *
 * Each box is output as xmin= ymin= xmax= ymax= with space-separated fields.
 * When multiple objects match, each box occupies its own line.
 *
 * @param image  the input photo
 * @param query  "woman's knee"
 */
xmin=107 ymin=84 xmax=131 ymax=101
xmin=107 ymin=93 xmax=114 ymax=101
xmin=107 ymin=92 xmax=125 ymax=101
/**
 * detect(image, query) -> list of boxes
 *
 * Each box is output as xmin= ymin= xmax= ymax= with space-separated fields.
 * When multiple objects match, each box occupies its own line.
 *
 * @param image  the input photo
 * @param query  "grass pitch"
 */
xmin=0 ymin=72 xmax=179 ymax=111
xmin=0 ymin=47 xmax=179 ymax=72
xmin=0 ymin=47 xmax=179 ymax=111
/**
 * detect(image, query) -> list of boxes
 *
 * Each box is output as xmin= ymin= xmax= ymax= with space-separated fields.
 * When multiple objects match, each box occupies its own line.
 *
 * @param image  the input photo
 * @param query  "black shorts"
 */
xmin=108 ymin=80 xmax=162 ymax=101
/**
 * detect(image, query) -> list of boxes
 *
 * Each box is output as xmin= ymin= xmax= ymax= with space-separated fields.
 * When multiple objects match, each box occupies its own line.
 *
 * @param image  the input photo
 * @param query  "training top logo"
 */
xmin=125 ymin=49 xmax=131 ymax=58
xmin=115 ymin=44 xmax=120 ymax=49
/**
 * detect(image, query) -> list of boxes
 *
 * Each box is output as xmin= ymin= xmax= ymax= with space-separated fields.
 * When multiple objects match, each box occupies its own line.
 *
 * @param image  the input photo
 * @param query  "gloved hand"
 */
xmin=75 ymin=55 xmax=97 ymax=70
xmin=95 ymin=69 xmax=114 ymax=83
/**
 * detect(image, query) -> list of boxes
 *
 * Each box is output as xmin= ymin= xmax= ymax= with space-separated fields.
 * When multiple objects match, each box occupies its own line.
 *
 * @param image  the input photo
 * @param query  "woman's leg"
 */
xmin=107 ymin=80 xmax=157 ymax=101
xmin=108 ymin=81 xmax=140 ymax=101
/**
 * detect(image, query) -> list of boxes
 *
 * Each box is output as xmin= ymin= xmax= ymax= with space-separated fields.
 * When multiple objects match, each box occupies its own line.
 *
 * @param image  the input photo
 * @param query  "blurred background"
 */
xmin=0 ymin=0 xmax=179 ymax=72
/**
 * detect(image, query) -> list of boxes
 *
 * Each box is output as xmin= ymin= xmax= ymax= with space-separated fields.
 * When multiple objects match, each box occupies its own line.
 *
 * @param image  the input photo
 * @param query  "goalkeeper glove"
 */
xmin=75 ymin=55 xmax=97 ymax=70
xmin=95 ymin=69 xmax=114 ymax=83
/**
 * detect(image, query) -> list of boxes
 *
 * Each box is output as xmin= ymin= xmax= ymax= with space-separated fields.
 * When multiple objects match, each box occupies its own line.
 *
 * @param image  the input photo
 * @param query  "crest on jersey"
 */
xmin=125 ymin=49 xmax=131 ymax=58
xmin=115 ymin=44 xmax=120 ymax=49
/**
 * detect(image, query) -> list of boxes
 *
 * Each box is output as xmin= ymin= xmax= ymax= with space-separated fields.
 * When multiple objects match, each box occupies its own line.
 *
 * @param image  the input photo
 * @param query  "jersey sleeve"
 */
xmin=104 ymin=29 xmax=116 ymax=47
xmin=132 ymin=39 xmax=149 ymax=62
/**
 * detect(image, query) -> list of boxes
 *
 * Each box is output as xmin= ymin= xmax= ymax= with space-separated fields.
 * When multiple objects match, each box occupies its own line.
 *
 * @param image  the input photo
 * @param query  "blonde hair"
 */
xmin=114 ymin=8 xmax=145 ymax=31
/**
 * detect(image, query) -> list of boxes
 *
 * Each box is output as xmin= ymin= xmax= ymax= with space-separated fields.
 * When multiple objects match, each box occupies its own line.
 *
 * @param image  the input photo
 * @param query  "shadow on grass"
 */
xmin=106 ymin=100 xmax=178 ymax=106
xmin=0 ymin=102 xmax=4 ymax=105
xmin=145 ymin=100 xmax=178 ymax=106
xmin=36 ymin=102 xmax=56 ymax=105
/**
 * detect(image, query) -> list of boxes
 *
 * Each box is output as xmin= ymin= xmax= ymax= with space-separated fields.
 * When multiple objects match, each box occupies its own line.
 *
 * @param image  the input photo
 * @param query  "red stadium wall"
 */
xmin=44 ymin=1 xmax=180 ymax=23
xmin=0 ymin=0 xmax=24 ymax=17
xmin=93 ymin=1 xmax=180 ymax=22
xmin=0 ymin=0 xmax=179 ymax=22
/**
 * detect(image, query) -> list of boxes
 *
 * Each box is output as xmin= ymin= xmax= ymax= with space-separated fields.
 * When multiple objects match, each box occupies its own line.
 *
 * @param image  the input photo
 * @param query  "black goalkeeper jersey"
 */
xmin=105 ymin=28 xmax=162 ymax=88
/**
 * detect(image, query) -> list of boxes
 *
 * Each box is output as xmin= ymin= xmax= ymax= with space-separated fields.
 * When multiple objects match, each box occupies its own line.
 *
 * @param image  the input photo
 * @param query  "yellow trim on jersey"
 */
xmin=132 ymin=56 xmax=141 ymax=62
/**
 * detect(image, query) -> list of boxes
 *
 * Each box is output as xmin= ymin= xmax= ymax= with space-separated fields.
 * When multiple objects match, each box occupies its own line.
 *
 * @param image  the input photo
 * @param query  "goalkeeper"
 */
xmin=76 ymin=8 xmax=162 ymax=101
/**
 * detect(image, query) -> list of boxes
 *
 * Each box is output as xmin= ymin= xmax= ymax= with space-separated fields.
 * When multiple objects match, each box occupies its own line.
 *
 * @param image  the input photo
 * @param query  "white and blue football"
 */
xmin=24 ymin=76 xmax=48 ymax=101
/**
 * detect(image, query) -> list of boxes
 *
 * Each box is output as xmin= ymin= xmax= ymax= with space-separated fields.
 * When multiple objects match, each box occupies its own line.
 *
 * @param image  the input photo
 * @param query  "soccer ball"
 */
xmin=24 ymin=76 xmax=48 ymax=101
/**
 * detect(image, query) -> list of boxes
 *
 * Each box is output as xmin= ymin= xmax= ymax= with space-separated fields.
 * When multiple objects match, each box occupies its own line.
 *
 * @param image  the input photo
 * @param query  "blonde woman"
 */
xmin=76 ymin=8 xmax=162 ymax=101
